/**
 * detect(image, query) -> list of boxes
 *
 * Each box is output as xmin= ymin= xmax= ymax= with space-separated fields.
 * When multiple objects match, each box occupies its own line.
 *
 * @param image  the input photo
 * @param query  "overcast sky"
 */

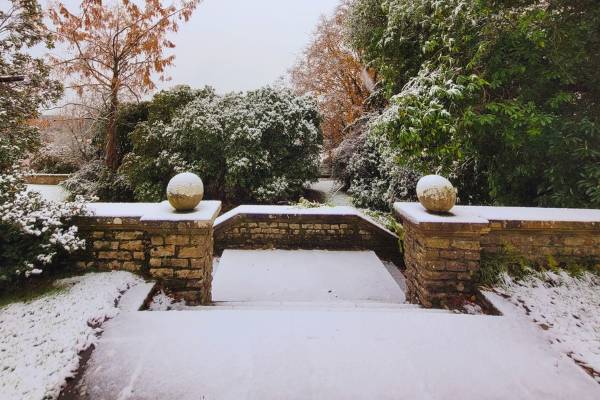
xmin=41 ymin=0 xmax=340 ymax=94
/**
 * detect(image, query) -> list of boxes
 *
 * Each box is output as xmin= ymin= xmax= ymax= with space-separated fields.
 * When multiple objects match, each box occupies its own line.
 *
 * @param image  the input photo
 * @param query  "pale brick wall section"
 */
xmin=75 ymin=201 xmax=221 ymax=305
xmin=395 ymin=203 xmax=600 ymax=308
xmin=24 ymin=173 xmax=70 ymax=185
xmin=213 ymin=205 xmax=400 ymax=262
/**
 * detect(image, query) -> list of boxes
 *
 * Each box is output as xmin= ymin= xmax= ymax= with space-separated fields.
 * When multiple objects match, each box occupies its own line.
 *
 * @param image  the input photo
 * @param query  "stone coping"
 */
xmin=394 ymin=203 xmax=489 ymax=228
xmin=394 ymin=202 xmax=600 ymax=228
xmin=215 ymin=205 xmax=396 ymax=237
xmin=86 ymin=201 xmax=222 ymax=224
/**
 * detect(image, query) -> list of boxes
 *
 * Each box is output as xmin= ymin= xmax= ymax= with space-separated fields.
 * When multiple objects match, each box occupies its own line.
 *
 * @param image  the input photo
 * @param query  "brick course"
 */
xmin=214 ymin=207 xmax=400 ymax=262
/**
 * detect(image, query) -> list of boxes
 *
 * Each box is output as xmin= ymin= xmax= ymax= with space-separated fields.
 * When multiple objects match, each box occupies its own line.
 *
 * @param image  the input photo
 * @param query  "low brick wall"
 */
xmin=25 ymin=173 xmax=70 ymax=185
xmin=214 ymin=205 xmax=400 ymax=262
xmin=76 ymin=201 xmax=221 ymax=305
xmin=482 ymin=218 xmax=600 ymax=264
xmin=394 ymin=203 xmax=600 ymax=308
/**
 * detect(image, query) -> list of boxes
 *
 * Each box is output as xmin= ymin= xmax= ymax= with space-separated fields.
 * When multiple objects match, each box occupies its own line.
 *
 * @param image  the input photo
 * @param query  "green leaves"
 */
xmin=346 ymin=0 xmax=600 ymax=208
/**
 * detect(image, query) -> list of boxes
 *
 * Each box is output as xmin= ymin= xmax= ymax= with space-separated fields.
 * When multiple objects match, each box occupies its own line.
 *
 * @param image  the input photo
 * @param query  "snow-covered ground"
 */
xmin=3 ymin=250 xmax=598 ymax=399
xmin=0 ymin=272 xmax=145 ymax=400
xmin=485 ymin=271 xmax=600 ymax=383
xmin=307 ymin=178 xmax=352 ymax=206
xmin=25 ymin=184 xmax=69 ymax=202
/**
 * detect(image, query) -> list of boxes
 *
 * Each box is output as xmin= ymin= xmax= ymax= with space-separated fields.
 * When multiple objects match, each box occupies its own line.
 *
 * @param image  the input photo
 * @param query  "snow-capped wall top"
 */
xmin=394 ymin=202 xmax=600 ymax=224
xmin=87 ymin=200 xmax=221 ymax=222
xmin=214 ymin=205 xmax=360 ymax=225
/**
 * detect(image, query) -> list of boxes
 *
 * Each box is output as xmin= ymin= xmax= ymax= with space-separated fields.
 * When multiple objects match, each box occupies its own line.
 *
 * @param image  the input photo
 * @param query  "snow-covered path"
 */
xmin=307 ymin=179 xmax=352 ymax=206
xmin=73 ymin=251 xmax=599 ymax=400
xmin=25 ymin=184 xmax=69 ymax=202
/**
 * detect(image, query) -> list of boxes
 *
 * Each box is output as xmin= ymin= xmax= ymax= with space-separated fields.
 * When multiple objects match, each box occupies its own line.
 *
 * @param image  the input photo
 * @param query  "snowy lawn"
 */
xmin=485 ymin=271 xmax=600 ymax=383
xmin=0 ymin=271 xmax=145 ymax=400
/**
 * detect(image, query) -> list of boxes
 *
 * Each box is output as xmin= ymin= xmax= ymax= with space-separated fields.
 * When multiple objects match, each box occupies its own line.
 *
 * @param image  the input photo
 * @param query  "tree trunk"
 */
xmin=105 ymin=85 xmax=119 ymax=171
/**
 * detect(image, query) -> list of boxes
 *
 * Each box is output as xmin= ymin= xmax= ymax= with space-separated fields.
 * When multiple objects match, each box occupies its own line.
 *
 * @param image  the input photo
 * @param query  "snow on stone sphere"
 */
xmin=416 ymin=175 xmax=457 ymax=213
xmin=167 ymin=172 xmax=204 ymax=211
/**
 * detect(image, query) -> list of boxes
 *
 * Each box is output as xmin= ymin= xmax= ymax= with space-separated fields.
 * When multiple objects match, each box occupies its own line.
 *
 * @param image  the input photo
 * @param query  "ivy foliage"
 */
xmin=345 ymin=0 xmax=600 ymax=208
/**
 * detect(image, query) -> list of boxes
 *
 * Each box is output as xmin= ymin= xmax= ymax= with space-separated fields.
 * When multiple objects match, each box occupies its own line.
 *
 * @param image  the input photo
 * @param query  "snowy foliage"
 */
xmin=0 ymin=0 xmax=62 ymax=171
xmin=333 ymin=111 xmax=420 ymax=211
xmin=29 ymin=143 xmax=81 ymax=174
xmin=121 ymin=86 xmax=322 ymax=204
xmin=0 ymin=169 xmax=87 ymax=283
xmin=62 ymin=158 xmax=134 ymax=202
xmin=345 ymin=0 xmax=600 ymax=208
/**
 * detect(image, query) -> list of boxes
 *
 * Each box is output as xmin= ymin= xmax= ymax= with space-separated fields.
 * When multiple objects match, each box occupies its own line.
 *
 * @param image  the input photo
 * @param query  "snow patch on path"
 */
xmin=0 ymin=271 xmax=144 ymax=400
xmin=485 ymin=271 xmax=600 ymax=382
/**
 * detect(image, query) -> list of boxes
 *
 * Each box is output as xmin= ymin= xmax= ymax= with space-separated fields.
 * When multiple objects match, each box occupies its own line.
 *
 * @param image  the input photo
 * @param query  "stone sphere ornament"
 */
xmin=166 ymin=172 xmax=204 ymax=211
xmin=416 ymin=175 xmax=457 ymax=213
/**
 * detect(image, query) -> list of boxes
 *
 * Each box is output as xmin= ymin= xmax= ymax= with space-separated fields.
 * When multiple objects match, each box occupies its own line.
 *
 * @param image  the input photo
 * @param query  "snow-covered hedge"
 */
xmin=121 ymin=87 xmax=323 ymax=204
xmin=0 ymin=169 xmax=87 ymax=284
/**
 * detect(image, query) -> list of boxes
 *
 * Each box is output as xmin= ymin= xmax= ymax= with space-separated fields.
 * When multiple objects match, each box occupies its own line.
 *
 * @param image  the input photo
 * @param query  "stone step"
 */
xmin=207 ymin=301 xmax=445 ymax=313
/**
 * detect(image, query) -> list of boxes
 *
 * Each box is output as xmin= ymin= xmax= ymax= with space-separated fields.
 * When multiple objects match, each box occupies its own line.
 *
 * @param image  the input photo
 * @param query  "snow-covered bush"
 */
xmin=0 ymin=169 xmax=87 ymax=285
xmin=30 ymin=143 xmax=81 ymax=174
xmin=331 ymin=115 xmax=370 ymax=191
xmin=62 ymin=159 xmax=134 ymax=202
xmin=344 ymin=125 xmax=420 ymax=211
xmin=121 ymin=86 xmax=322 ymax=204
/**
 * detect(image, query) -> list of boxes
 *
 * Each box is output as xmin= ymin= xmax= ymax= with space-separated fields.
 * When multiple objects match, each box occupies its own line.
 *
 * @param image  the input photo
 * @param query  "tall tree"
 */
xmin=290 ymin=1 xmax=375 ymax=163
xmin=49 ymin=0 xmax=200 ymax=170
xmin=0 ymin=0 xmax=62 ymax=172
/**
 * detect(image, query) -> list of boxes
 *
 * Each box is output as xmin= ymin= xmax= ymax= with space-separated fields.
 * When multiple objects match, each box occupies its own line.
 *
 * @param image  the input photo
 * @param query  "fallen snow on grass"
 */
xmin=0 ymin=271 xmax=144 ymax=400
xmin=487 ymin=271 xmax=600 ymax=382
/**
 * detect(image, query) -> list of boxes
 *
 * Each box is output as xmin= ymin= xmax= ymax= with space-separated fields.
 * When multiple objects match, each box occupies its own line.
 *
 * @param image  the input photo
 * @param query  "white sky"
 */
xmin=40 ymin=0 xmax=340 ymax=94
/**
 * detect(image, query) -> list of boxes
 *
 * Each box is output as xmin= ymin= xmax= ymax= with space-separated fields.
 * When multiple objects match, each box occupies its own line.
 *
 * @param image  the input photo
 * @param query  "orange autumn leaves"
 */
xmin=48 ymin=0 xmax=200 ymax=169
xmin=290 ymin=1 xmax=375 ymax=160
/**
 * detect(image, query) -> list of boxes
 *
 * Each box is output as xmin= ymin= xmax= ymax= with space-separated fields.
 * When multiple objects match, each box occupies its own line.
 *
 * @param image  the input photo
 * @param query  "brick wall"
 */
xmin=75 ymin=202 xmax=221 ymax=305
xmin=394 ymin=203 xmax=600 ymax=308
xmin=214 ymin=205 xmax=400 ymax=262
xmin=482 ymin=220 xmax=600 ymax=264
xmin=25 ymin=174 xmax=70 ymax=185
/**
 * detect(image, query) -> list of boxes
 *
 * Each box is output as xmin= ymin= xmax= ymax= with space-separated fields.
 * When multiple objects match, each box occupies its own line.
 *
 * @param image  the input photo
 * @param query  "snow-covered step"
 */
xmin=213 ymin=249 xmax=407 ymax=304
xmin=210 ymin=300 xmax=428 ymax=311
xmin=81 ymin=305 xmax=600 ymax=400
xmin=118 ymin=281 xmax=156 ymax=312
